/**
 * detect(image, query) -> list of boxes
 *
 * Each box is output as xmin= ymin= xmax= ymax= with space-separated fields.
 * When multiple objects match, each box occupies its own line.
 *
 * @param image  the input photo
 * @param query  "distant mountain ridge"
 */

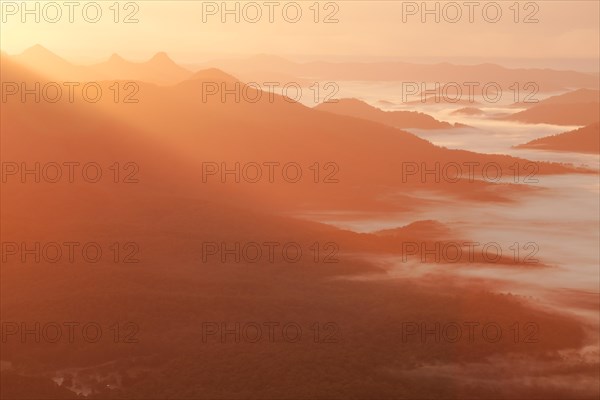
xmin=9 ymin=45 xmax=193 ymax=85
xmin=8 ymin=45 xmax=599 ymax=91
xmin=202 ymin=54 xmax=599 ymax=92
xmin=515 ymin=123 xmax=600 ymax=154
xmin=504 ymin=89 xmax=600 ymax=125
xmin=314 ymin=98 xmax=463 ymax=130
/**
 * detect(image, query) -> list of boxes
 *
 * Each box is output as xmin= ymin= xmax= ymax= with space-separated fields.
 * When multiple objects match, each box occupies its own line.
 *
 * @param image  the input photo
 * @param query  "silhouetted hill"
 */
xmin=504 ymin=102 xmax=599 ymax=125
xmin=8 ymin=45 xmax=193 ymax=85
xmin=2 ymin=53 xmax=596 ymax=400
xmin=90 ymin=51 xmax=192 ymax=85
xmin=451 ymin=107 xmax=485 ymax=116
xmin=515 ymin=122 xmax=600 ymax=153
xmin=315 ymin=98 xmax=458 ymax=129
xmin=512 ymin=88 xmax=600 ymax=108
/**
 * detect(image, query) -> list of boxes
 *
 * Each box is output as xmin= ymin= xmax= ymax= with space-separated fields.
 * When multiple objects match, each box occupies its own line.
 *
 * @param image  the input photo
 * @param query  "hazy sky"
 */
xmin=1 ymin=0 xmax=598 ymax=65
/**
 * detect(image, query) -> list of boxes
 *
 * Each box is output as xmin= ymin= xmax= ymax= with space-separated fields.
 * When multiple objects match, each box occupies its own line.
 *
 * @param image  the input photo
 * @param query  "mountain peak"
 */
xmin=16 ymin=45 xmax=71 ymax=67
xmin=149 ymin=51 xmax=174 ymax=64
xmin=108 ymin=53 xmax=125 ymax=62
xmin=21 ymin=44 xmax=59 ymax=59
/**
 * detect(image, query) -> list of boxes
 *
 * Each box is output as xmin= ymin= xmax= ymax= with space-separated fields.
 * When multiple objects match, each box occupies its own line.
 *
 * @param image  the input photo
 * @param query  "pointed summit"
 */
xmin=149 ymin=51 xmax=175 ymax=65
xmin=19 ymin=44 xmax=65 ymax=62
xmin=108 ymin=53 xmax=126 ymax=63
xmin=90 ymin=51 xmax=192 ymax=85
xmin=12 ymin=44 xmax=92 ymax=81
xmin=15 ymin=44 xmax=73 ymax=69
xmin=22 ymin=44 xmax=51 ymax=55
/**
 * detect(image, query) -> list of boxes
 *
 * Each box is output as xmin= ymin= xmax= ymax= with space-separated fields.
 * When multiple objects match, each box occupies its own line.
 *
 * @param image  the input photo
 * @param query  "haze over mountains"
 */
xmin=516 ymin=88 xmax=600 ymax=106
xmin=451 ymin=107 xmax=485 ymax=116
xmin=515 ymin=122 xmax=600 ymax=154
xmin=504 ymin=89 xmax=600 ymax=125
xmin=2 ymin=45 xmax=599 ymax=399
xmin=6 ymin=50 xmax=584 ymax=212
xmin=200 ymin=54 xmax=599 ymax=92
xmin=11 ymin=45 xmax=193 ymax=85
xmin=90 ymin=52 xmax=192 ymax=85
xmin=7 ymin=45 xmax=600 ymax=92
xmin=314 ymin=98 xmax=465 ymax=129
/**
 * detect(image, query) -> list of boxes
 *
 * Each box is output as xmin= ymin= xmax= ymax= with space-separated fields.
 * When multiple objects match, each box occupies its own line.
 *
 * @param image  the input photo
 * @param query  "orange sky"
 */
xmin=1 ymin=0 xmax=599 ymax=64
